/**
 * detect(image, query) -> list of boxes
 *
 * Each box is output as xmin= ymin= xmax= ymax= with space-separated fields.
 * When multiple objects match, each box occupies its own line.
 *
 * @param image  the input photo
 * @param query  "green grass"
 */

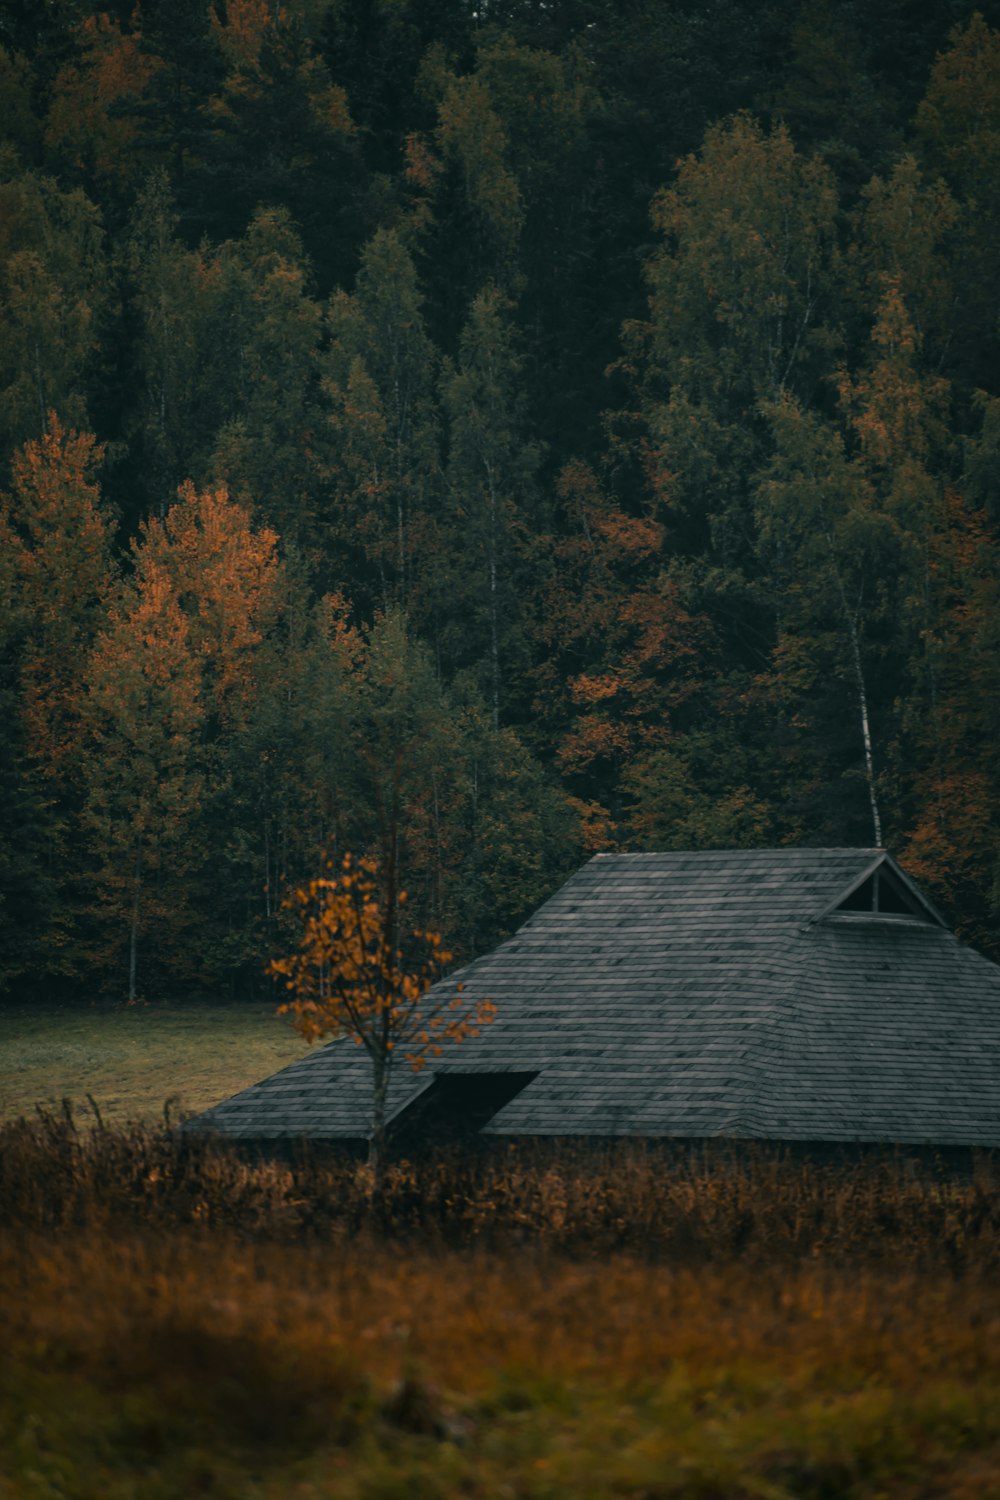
xmin=0 ymin=999 xmax=312 ymax=1126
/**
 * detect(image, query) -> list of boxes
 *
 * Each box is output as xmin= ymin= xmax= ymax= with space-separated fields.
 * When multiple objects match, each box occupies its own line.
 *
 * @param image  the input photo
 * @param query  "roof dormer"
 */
xmin=818 ymin=852 xmax=947 ymax=927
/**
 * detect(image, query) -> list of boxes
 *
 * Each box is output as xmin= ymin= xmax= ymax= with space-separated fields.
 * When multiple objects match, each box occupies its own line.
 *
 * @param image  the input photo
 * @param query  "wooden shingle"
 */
xmin=188 ymin=849 xmax=1000 ymax=1147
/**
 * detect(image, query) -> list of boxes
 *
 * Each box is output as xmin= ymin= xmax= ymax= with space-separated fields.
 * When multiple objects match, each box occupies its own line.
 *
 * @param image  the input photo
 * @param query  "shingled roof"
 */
xmin=189 ymin=849 xmax=1000 ymax=1148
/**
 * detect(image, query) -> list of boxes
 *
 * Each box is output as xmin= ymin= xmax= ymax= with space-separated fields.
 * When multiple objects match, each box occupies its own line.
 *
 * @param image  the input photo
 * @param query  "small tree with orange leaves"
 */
xmin=268 ymin=852 xmax=495 ymax=1183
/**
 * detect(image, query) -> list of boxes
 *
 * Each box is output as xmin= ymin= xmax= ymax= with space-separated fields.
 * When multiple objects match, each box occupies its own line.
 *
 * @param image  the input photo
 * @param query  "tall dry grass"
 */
xmin=3 ymin=1227 xmax=1000 ymax=1498
xmin=4 ymin=1112 xmax=1000 ymax=1494
xmin=2 ymin=1105 xmax=999 ymax=1270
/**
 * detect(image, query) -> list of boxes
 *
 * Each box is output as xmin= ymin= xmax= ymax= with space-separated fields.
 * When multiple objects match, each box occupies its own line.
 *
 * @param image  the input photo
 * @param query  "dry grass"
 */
xmin=3 ymin=1109 xmax=1000 ymax=1270
xmin=4 ymin=1118 xmax=1000 ymax=1496
xmin=3 ymin=1229 xmax=1000 ymax=1498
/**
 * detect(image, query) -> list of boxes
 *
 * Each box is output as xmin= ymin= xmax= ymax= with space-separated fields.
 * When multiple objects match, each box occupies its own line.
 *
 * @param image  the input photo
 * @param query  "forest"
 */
xmin=2 ymin=0 xmax=1000 ymax=1002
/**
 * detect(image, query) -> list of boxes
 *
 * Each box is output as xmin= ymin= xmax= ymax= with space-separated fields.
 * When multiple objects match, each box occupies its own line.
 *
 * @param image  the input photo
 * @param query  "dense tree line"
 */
xmin=1 ymin=0 xmax=999 ymax=998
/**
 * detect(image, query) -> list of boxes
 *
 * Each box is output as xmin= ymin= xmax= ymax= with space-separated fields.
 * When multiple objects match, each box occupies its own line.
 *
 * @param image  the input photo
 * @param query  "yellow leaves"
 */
xmin=594 ymin=508 xmax=664 ymax=560
xmin=269 ymin=851 xmax=495 ymax=1072
xmin=557 ymin=715 xmax=631 ymax=776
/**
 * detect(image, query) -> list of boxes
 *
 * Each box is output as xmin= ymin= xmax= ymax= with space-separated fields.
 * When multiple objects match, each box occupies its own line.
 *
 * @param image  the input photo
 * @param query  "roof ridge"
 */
xmin=591 ymin=847 xmax=884 ymax=858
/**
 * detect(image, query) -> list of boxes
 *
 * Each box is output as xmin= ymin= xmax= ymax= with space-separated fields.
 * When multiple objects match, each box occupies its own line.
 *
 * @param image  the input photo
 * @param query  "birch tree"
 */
xmin=756 ymin=397 xmax=899 ymax=845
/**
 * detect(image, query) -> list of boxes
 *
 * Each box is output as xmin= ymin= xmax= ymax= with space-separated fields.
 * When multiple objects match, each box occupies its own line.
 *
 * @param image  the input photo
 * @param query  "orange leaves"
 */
xmin=402 ymin=133 xmax=443 ymax=234
xmin=539 ymin=460 xmax=715 ymax=842
xmin=403 ymin=132 xmax=442 ymax=195
xmin=593 ymin=508 xmax=663 ymax=558
xmin=87 ymin=553 xmax=203 ymax=790
xmin=570 ymin=672 xmax=624 ymax=705
xmin=80 ymin=481 xmax=287 ymax=993
xmin=133 ymin=482 xmax=282 ymax=729
xmin=838 ymin=279 xmax=948 ymax=472
xmin=554 ymin=575 xmax=709 ymax=779
xmin=563 ymin=797 xmax=618 ymax=853
xmin=10 ymin=417 xmax=109 ymax=587
xmin=46 ymin=13 xmax=158 ymax=189
xmin=557 ymin=715 xmax=631 ymax=778
xmin=269 ymin=851 xmax=494 ymax=1072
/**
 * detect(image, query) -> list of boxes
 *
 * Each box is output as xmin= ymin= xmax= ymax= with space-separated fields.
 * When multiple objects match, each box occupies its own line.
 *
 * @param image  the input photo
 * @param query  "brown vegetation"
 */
xmin=3 ymin=1108 xmax=999 ymax=1269
xmin=4 ymin=1117 xmax=1000 ymax=1495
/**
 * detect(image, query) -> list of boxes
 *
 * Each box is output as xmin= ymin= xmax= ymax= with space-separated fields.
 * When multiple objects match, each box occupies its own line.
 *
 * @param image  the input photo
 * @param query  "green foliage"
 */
xmin=441 ymin=282 xmax=541 ymax=723
xmin=207 ymin=207 xmax=323 ymax=545
xmin=0 ymin=170 xmax=107 ymax=455
xmin=3 ymin=0 xmax=1000 ymax=996
xmin=317 ymin=226 xmax=441 ymax=607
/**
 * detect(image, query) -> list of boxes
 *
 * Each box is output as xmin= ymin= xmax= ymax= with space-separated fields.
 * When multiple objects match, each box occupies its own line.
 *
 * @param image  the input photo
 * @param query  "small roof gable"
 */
xmin=189 ymin=848 xmax=1000 ymax=1148
xmin=816 ymin=851 xmax=948 ymax=927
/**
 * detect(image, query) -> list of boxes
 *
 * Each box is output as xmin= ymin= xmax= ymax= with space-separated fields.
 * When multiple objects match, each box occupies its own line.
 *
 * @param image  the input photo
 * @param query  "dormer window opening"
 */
xmin=837 ymin=867 xmax=928 ymax=919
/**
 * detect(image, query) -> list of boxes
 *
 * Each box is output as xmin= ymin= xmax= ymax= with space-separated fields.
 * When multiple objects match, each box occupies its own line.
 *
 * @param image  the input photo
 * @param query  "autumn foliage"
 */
xmin=268 ymin=853 xmax=495 ymax=1172
xmin=2 ymin=3 xmax=1000 ymax=999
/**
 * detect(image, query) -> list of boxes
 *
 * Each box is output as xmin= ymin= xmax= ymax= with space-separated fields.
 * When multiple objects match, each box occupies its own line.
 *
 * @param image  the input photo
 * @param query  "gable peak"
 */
xmin=819 ymin=852 xmax=947 ymax=928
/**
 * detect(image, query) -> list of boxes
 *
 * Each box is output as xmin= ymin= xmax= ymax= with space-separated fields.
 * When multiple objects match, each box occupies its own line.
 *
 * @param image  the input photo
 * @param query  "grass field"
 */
xmin=0 ymin=999 xmax=312 ymax=1126
xmin=3 ymin=1010 xmax=1000 ymax=1498
xmin=4 ymin=1229 xmax=999 ymax=1500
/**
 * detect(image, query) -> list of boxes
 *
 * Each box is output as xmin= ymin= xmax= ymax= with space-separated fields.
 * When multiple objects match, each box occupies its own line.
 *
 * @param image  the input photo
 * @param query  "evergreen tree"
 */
xmin=123 ymin=170 xmax=208 ymax=518
xmin=316 ymin=227 xmax=441 ymax=610
xmin=3 ymin=417 xmax=116 ymax=975
xmin=442 ymin=283 xmax=540 ymax=728
xmin=917 ymin=13 xmax=1000 ymax=395
xmin=0 ymin=506 xmax=57 ymax=989
xmin=203 ymin=0 xmax=363 ymax=281
xmin=44 ymin=11 xmax=157 ymax=206
xmin=208 ymin=207 xmax=323 ymax=548
xmin=0 ymin=171 xmax=107 ymax=457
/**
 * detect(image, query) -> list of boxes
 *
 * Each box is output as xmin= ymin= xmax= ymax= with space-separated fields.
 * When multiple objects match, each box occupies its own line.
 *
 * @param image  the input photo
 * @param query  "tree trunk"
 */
xmin=486 ymin=462 xmax=500 ymax=734
xmin=128 ymin=841 xmax=143 ymax=1004
xmin=829 ymin=552 xmax=883 ymax=848
xmin=34 ymin=340 xmax=47 ymax=437
xmin=851 ymin=627 xmax=882 ymax=848
xmin=368 ymin=1057 xmax=389 ymax=1194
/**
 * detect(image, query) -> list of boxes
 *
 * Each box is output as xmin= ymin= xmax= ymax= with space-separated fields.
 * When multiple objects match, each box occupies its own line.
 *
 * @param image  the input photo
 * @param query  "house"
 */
xmin=188 ymin=849 xmax=1000 ymax=1149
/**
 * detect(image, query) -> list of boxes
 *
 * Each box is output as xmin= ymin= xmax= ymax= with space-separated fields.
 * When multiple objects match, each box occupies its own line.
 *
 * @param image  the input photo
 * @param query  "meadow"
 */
xmin=0 ymin=1000 xmax=311 ymax=1127
xmin=2 ymin=1103 xmax=1000 ymax=1499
